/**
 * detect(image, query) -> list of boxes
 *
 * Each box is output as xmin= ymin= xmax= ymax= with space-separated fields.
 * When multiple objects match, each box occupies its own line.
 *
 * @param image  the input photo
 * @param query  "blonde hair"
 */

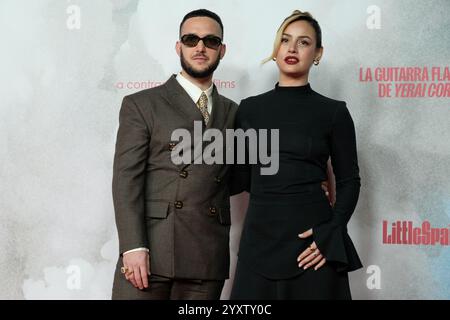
xmin=262 ymin=10 xmax=321 ymax=64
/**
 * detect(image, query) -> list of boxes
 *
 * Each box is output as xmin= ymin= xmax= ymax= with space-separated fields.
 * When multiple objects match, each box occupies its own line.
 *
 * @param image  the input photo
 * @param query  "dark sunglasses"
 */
xmin=180 ymin=34 xmax=223 ymax=50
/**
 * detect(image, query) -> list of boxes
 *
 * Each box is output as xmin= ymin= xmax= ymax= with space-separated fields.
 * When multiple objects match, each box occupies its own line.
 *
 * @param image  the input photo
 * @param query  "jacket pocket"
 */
xmin=218 ymin=207 xmax=231 ymax=225
xmin=145 ymin=201 xmax=170 ymax=219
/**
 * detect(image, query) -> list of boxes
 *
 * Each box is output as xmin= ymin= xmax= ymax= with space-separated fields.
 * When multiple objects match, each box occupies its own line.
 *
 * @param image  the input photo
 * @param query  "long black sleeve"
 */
xmin=329 ymin=102 xmax=361 ymax=226
xmin=229 ymin=101 xmax=251 ymax=196
xmin=313 ymin=102 xmax=362 ymax=272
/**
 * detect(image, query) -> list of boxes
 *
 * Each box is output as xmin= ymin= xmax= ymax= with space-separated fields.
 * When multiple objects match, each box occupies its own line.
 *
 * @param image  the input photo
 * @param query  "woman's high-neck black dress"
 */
xmin=230 ymin=83 xmax=363 ymax=299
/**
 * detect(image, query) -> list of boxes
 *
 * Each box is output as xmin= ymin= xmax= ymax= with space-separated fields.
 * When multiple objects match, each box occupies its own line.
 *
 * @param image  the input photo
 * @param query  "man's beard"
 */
xmin=180 ymin=50 xmax=221 ymax=78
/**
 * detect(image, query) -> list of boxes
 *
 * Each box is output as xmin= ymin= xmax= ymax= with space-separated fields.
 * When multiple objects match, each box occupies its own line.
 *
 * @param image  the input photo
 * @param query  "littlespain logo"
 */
xmin=382 ymin=220 xmax=450 ymax=246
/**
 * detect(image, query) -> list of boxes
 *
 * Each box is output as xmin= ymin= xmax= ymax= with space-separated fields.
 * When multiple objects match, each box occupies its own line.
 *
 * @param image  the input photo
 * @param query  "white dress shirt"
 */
xmin=176 ymin=72 xmax=214 ymax=115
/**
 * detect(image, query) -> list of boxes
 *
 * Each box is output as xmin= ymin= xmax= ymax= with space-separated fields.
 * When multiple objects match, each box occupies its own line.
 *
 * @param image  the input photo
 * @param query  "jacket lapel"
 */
xmin=163 ymin=74 xmax=205 ymax=123
xmin=163 ymin=74 xmax=229 ymax=130
xmin=206 ymin=85 xmax=227 ymax=131
xmin=160 ymin=75 xmax=230 ymax=168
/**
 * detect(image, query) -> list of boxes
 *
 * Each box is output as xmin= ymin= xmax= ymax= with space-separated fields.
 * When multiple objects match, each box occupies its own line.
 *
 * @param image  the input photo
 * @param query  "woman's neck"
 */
xmin=278 ymin=73 xmax=309 ymax=87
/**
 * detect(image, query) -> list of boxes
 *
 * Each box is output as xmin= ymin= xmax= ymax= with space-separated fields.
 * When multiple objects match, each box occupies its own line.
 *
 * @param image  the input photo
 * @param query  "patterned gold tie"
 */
xmin=196 ymin=92 xmax=210 ymax=125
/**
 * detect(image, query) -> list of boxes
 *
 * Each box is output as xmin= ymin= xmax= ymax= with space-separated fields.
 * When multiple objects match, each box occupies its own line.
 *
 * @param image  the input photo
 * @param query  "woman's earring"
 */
xmin=313 ymin=59 xmax=320 ymax=66
xmin=272 ymin=57 xmax=277 ymax=61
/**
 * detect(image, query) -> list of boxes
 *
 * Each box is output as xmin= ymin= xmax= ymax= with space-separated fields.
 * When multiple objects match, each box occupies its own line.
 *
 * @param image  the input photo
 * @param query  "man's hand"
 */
xmin=297 ymin=229 xmax=326 ymax=271
xmin=122 ymin=251 xmax=150 ymax=290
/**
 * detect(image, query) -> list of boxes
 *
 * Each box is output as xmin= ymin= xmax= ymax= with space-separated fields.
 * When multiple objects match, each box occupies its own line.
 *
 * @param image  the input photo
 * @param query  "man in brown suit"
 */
xmin=111 ymin=9 xmax=238 ymax=299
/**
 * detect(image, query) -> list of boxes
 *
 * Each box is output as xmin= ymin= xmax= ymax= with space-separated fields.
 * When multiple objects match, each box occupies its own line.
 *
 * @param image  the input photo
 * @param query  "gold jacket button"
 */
xmin=209 ymin=206 xmax=217 ymax=215
xmin=174 ymin=201 xmax=183 ymax=209
xmin=168 ymin=143 xmax=176 ymax=151
xmin=180 ymin=170 xmax=188 ymax=178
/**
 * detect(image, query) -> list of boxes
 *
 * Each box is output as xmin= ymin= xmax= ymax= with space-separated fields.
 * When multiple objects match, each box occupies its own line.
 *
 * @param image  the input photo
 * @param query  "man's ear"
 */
xmin=220 ymin=44 xmax=226 ymax=60
xmin=175 ymin=41 xmax=181 ymax=57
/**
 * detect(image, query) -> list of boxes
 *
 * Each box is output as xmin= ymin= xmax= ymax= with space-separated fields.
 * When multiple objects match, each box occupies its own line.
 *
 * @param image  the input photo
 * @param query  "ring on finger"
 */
xmin=122 ymin=267 xmax=134 ymax=276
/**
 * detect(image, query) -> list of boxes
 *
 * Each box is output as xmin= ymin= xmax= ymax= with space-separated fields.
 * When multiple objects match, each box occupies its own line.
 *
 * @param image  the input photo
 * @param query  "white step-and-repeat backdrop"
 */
xmin=1 ymin=0 xmax=449 ymax=299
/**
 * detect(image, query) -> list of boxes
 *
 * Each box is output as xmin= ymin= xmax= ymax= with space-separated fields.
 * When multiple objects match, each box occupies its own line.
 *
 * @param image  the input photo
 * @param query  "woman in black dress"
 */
xmin=230 ymin=10 xmax=362 ymax=299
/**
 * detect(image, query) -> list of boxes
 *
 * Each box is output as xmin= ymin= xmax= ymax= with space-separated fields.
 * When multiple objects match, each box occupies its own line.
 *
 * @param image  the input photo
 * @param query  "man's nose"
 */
xmin=195 ymin=39 xmax=207 ymax=52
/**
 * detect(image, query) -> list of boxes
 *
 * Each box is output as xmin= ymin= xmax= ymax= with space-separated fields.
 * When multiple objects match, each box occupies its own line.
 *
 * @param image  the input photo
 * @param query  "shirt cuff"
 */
xmin=123 ymin=247 xmax=149 ymax=255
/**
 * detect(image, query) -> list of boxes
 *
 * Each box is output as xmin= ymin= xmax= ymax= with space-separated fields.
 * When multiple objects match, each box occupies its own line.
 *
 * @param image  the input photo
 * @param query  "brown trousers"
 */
xmin=112 ymin=271 xmax=224 ymax=300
